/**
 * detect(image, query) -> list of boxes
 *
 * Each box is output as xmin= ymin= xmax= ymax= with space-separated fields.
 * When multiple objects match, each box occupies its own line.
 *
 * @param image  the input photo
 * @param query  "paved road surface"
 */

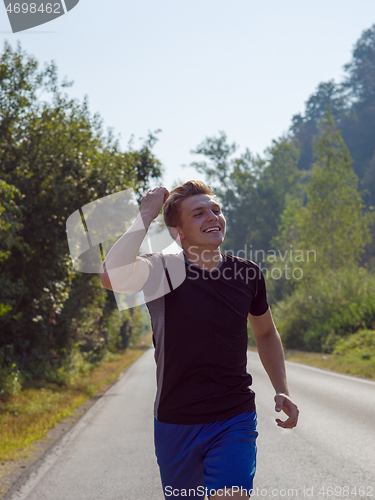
xmin=7 ymin=349 xmax=375 ymax=500
xmin=249 ymin=351 xmax=375 ymax=499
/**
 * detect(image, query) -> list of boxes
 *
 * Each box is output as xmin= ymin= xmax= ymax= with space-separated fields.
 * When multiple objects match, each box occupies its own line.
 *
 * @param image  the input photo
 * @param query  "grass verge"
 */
xmin=0 ymin=340 xmax=151 ymax=465
xmin=248 ymin=346 xmax=375 ymax=381
xmin=283 ymin=349 xmax=375 ymax=381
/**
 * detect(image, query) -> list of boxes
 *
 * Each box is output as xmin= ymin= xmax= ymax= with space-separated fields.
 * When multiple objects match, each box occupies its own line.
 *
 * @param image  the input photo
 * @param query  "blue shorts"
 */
xmin=154 ymin=412 xmax=258 ymax=499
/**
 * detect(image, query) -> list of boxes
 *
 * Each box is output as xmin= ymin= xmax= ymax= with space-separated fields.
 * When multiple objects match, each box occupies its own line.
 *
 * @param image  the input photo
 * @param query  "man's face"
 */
xmin=175 ymin=194 xmax=226 ymax=249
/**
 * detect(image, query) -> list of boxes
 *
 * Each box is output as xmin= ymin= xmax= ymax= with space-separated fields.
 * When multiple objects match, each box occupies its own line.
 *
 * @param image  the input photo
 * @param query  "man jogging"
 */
xmin=101 ymin=181 xmax=299 ymax=499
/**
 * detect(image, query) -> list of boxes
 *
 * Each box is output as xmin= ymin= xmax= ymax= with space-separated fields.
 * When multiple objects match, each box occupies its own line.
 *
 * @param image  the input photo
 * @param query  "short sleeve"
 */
xmin=249 ymin=266 xmax=269 ymax=316
xmin=139 ymin=253 xmax=168 ymax=298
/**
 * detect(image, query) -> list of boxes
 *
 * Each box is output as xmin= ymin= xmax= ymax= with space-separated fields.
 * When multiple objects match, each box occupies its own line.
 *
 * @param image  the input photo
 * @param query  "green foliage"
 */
xmin=0 ymin=365 xmax=22 ymax=401
xmin=101 ymin=294 xmax=142 ymax=352
xmin=343 ymin=25 xmax=375 ymax=104
xmin=0 ymin=41 xmax=161 ymax=383
xmin=267 ymin=194 xmax=311 ymax=305
xmin=291 ymin=24 xmax=375 ymax=211
xmin=333 ymin=329 xmax=375 ymax=360
xmin=303 ymin=110 xmax=372 ymax=271
xmin=0 ymin=180 xmax=29 ymax=329
xmin=0 ymin=180 xmax=24 ymax=262
xmin=43 ymin=344 xmax=92 ymax=386
xmin=190 ymin=133 xmax=302 ymax=255
xmin=273 ymin=267 xmax=375 ymax=352
xmin=331 ymin=329 xmax=375 ymax=379
xmin=267 ymin=112 xmax=374 ymax=355
xmin=190 ymin=130 xmax=238 ymax=186
xmin=0 ymin=346 xmax=23 ymax=401
xmin=274 ymin=110 xmax=373 ymax=284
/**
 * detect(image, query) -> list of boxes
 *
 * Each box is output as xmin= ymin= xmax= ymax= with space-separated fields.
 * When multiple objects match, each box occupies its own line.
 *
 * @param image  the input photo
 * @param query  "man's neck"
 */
xmin=183 ymin=246 xmax=222 ymax=271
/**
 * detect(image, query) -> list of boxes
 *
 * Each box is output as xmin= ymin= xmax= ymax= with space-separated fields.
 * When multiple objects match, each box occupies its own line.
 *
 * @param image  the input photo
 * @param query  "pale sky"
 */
xmin=1 ymin=0 xmax=375 ymax=189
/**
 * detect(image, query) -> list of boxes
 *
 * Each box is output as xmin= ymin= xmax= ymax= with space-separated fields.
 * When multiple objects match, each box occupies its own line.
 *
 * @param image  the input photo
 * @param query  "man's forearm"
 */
xmin=249 ymin=309 xmax=298 ymax=427
xmin=101 ymin=212 xmax=152 ymax=278
xmin=254 ymin=327 xmax=289 ymax=396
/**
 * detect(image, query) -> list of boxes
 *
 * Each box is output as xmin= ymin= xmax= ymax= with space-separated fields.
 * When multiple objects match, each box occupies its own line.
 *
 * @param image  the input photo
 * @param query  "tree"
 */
xmin=290 ymin=25 xmax=375 ymax=208
xmin=343 ymin=23 xmax=375 ymax=104
xmin=190 ymin=130 xmax=238 ymax=188
xmin=0 ymin=41 xmax=161 ymax=381
xmin=0 ymin=180 xmax=28 ymax=321
xmin=189 ymin=133 xmax=302 ymax=257
xmin=301 ymin=110 xmax=371 ymax=271
xmin=340 ymin=24 xmax=375 ymax=197
xmin=291 ymin=80 xmax=348 ymax=179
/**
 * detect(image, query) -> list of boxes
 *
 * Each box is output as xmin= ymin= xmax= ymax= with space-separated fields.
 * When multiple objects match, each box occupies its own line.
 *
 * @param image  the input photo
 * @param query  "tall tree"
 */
xmin=301 ymin=110 xmax=371 ymax=271
xmin=341 ymin=24 xmax=375 ymax=193
xmin=291 ymin=80 xmax=348 ymax=179
xmin=291 ymin=24 xmax=375 ymax=207
xmin=0 ymin=42 xmax=161 ymax=379
xmin=343 ymin=24 xmax=375 ymax=104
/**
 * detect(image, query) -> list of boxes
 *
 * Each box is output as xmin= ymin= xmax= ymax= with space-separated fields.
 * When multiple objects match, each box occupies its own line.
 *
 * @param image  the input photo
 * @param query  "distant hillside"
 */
xmin=290 ymin=24 xmax=375 ymax=206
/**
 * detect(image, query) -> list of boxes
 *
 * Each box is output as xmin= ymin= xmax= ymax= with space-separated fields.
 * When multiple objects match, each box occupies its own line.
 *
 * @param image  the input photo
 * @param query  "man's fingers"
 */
xmin=276 ymin=416 xmax=297 ymax=429
xmin=274 ymin=393 xmax=299 ymax=429
xmin=163 ymin=190 xmax=169 ymax=203
xmin=141 ymin=187 xmax=170 ymax=221
xmin=276 ymin=406 xmax=299 ymax=428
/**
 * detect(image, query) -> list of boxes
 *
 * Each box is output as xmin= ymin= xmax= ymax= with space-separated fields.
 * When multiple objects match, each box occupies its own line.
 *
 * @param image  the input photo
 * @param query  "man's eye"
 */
xmin=194 ymin=213 xmax=202 ymax=217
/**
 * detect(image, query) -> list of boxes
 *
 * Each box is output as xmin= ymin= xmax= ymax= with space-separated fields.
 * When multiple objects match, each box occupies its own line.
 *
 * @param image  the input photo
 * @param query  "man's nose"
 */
xmin=207 ymin=211 xmax=219 ymax=220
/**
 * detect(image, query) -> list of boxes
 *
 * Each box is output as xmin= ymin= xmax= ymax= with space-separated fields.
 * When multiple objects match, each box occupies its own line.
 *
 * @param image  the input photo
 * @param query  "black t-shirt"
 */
xmin=141 ymin=252 xmax=269 ymax=425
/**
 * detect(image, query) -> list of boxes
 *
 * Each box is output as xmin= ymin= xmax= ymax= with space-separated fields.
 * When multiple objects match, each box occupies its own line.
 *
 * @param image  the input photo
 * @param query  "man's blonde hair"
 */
xmin=163 ymin=180 xmax=215 ymax=228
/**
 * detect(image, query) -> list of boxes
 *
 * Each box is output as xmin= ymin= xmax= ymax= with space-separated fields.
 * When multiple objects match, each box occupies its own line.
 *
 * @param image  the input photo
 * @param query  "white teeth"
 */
xmin=204 ymin=227 xmax=220 ymax=233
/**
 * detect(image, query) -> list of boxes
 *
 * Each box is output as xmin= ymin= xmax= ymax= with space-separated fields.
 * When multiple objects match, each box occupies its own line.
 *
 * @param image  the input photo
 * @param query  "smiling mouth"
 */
xmin=203 ymin=226 xmax=221 ymax=233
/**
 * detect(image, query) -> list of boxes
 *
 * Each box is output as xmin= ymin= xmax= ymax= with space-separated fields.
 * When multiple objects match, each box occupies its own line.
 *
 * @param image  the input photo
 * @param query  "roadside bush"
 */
xmin=0 ymin=346 xmax=23 ymax=401
xmin=273 ymin=266 xmax=375 ymax=352
xmin=0 ymin=365 xmax=22 ymax=401
xmin=333 ymin=329 xmax=375 ymax=360
xmin=44 ymin=345 xmax=91 ymax=386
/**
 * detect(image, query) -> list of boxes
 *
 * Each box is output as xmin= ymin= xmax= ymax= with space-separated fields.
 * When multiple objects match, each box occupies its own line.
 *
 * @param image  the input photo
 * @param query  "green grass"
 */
xmin=248 ymin=343 xmax=375 ymax=381
xmin=283 ymin=349 xmax=375 ymax=380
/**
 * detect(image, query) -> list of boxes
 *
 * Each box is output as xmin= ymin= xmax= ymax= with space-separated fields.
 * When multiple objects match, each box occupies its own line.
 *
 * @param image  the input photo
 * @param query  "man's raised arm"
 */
xmin=100 ymin=187 xmax=169 ymax=293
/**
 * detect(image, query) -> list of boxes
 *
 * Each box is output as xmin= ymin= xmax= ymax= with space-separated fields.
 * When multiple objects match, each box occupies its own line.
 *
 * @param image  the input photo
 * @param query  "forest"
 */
xmin=1 ymin=24 xmax=375 ymax=399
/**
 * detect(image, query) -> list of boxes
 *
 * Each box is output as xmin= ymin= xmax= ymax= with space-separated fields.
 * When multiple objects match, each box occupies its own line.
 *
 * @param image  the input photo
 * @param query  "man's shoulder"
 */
xmin=140 ymin=252 xmax=186 ymax=293
xmin=140 ymin=251 xmax=184 ymax=265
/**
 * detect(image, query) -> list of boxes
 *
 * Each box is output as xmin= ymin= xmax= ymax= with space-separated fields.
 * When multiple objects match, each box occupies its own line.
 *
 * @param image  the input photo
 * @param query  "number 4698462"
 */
xmin=6 ymin=3 xmax=61 ymax=14
xmin=318 ymin=485 xmax=373 ymax=496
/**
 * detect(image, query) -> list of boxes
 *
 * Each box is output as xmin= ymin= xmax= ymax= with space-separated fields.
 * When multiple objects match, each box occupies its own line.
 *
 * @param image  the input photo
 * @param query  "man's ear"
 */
xmin=171 ymin=227 xmax=185 ymax=241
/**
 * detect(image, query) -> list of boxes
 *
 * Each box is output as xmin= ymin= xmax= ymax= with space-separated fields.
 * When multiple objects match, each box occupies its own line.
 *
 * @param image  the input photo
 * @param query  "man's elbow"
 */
xmin=100 ymin=271 xmax=113 ymax=290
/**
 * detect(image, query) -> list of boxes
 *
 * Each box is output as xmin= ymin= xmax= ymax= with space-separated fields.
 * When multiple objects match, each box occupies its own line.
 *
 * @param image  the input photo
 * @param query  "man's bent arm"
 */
xmin=100 ymin=213 xmax=151 ymax=292
xmin=101 ymin=187 xmax=169 ymax=293
xmin=248 ymin=308 xmax=299 ymax=429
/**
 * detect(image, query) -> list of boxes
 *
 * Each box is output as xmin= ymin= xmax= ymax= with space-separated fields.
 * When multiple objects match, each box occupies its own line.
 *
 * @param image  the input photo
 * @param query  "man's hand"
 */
xmin=140 ymin=187 xmax=169 ymax=226
xmin=274 ymin=393 xmax=299 ymax=429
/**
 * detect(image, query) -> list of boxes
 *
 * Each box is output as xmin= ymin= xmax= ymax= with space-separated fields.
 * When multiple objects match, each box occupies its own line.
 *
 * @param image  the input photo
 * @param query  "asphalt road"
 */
xmin=249 ymin=351 xmax=375 ymax=499
xmin=7 ymin=349 xmax=375 ymax=500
